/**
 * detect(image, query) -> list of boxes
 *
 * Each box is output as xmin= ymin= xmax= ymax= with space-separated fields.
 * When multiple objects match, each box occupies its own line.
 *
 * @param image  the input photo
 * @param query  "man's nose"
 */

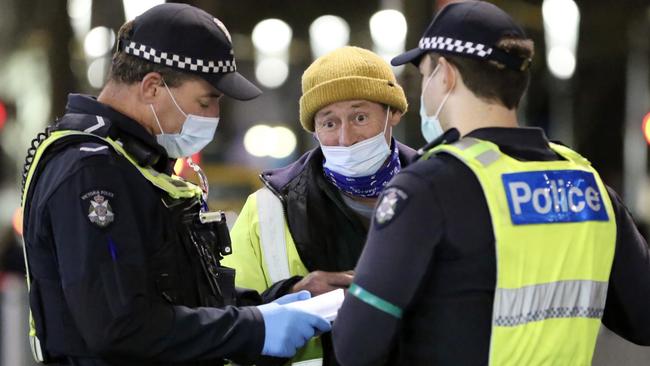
xmin=338 ymin=122 xmax=359 ymax=147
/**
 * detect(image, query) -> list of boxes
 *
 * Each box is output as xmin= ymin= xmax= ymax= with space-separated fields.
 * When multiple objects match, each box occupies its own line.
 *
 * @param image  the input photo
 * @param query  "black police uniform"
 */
xmin=333 ymin=128 xmax=650 ymax=365
xmin=22 ymin=94 xmax=265 ymax=366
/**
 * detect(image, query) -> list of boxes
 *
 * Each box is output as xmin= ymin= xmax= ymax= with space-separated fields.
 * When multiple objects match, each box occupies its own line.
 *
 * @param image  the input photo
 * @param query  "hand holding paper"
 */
xmin=285 ymin=288 xmax=345 ymax=322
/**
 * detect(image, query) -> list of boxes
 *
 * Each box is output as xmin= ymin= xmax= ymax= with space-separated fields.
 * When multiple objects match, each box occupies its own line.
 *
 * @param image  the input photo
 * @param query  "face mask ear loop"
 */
xmin=421 ymin=63 xmax=441 ymax=118
xmin=161 ymin=79 xmax=188 ymax=118
xmin=383 ymin=106 xmax=391 ymax=135
xmin=150 ymin=104 xmax=166 ymax=135
xmin=422 ymin=63 xmax=440 ymax=95
xmin=434 ymin=66 xmax=456 ymax=119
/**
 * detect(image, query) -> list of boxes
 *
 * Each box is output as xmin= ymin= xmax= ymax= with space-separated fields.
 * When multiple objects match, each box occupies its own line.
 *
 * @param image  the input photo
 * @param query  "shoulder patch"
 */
xmin=79 ymin=144 xmax=109 ymax=153
xmin=77 ymin=142 xmax=111 ymax=156
xmin=375 ymin=187 xmax=408 ymax=226
xmin=81 ymin=190 xmax=115 ymax=228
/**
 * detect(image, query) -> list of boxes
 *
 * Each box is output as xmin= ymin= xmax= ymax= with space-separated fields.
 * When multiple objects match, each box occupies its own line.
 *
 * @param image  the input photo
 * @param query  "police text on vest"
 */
xmin=501 ymin=170 xmax=609 ymax=225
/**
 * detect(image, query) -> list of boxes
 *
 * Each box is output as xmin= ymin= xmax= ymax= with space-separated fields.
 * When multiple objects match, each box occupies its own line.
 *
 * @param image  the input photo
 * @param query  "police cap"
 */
xmin=392 ymin=1 xmax=531 ymax=71
xmin=118 ymin=3 xmax=262 ymax=100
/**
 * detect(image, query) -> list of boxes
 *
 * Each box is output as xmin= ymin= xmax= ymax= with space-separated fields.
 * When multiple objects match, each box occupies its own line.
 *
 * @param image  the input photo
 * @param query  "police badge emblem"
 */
xmin=375 ymin=187 xmax=408 ymax=226
xmin=82 ymin=191 xmax=115 ymax=228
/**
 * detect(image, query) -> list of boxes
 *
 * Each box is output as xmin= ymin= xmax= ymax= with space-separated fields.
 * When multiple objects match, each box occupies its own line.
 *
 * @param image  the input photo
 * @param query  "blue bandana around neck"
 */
xmin=323 ymin=139 xmax=401 ymax=198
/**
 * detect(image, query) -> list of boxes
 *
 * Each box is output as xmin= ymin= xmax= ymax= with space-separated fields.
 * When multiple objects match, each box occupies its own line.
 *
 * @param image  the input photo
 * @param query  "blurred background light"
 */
xmin=309 ymin=15 xmax=350 ymax=59
xmin=547 ymin=46 xmax=576 ymax=80
xmin=244 ymin=124 xmax=296 ymax=159
xmin=370 ymin=9 xmax=407 ymax=53
xmin=122 ymin=0 xmax=165 ymax=21
xmin=369 ymin=9 xmax=407 ymax=74
xmin=67 ymin=0 xmax=92 ymax=40
xmin=643 ymin=112 xmax=650 ymax=145
xmin=268 ymin=126 xmax=297 ymax=159
xmin=252 ymin=19 xmax=293 ymax=56
xmin=12 ymin=207 xmax=22 ymax=237
xmin=0 ymin=101 xmax=6 ymax=132
xmin=543 ymin=0 xmax=580 ymax=79
xmin=83 ymin=26 xmax=115 ymax=58
xmin=252 ymin=18 xmax=292 ymax=89
xmin=87 ymin=57 xmax=110 ymax=89
xmin=244 ymin=125 xmax=275 ymax=157
xmin=255 ymin=58 xmax=290 ymax=89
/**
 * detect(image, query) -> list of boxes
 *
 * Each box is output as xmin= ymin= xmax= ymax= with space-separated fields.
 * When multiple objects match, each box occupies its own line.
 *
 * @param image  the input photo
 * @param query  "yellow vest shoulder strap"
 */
xmin=22 ymin=130 xmax=201 ymax=206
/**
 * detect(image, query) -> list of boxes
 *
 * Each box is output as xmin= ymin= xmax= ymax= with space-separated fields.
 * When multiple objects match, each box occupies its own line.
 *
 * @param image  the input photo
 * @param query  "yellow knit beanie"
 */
xmin=299 ymin=46 xmax=408 ymax=132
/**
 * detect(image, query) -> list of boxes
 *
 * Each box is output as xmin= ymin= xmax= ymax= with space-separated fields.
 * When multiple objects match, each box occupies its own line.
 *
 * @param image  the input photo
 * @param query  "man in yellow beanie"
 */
xmin=222 ymin=46 xmax=414 ymax=365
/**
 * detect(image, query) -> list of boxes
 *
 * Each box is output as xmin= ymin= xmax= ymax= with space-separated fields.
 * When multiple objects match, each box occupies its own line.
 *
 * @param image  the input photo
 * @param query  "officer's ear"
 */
xmin=437 ymin=57 xmax=458 ymax=94
xmin=140 ymin=72 xmax=164 ymax=104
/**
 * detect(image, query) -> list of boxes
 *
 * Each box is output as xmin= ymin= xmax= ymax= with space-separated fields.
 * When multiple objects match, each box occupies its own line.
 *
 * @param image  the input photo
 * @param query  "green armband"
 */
xmin=349 ymin=283 xmax=403 ymax=318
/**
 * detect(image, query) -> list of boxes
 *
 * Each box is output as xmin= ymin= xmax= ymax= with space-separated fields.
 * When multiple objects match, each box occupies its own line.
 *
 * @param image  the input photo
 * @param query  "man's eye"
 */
xmin=355 ymin=114 xmax=367 ymax=123
xmin=318 ymin=121 xmax=334 ymax=129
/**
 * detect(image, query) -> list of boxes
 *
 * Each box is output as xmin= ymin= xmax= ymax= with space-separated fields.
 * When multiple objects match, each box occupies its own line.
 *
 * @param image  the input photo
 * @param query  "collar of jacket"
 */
xmin=60 ymin=94 xmax=173 ymax=173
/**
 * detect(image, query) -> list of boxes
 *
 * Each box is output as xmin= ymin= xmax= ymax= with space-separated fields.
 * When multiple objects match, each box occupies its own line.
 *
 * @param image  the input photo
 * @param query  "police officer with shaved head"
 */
xmin=333 ymin=1 xmax=650 ymax=365
xmin=21 ymin=4 xmax=329 ymax=366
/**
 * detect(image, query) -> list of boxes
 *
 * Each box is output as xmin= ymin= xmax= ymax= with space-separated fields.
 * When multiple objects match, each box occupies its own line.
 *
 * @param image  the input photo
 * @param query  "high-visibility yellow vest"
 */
xmin=424 ymin=137 xmax=616 ymax=366
xmin=21 ymin=130 xmax=202 ymax=362
xmin=223 ymin=189 xmax=324 ymax=365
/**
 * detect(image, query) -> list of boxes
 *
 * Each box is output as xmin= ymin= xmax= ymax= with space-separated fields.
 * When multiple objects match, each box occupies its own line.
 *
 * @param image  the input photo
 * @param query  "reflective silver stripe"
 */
xmin=256 ymin=188 xmax=291 ymax=284
xmin=475 ymin=149 xmax=501 ymax=167
xmin=292 ymin=359 xmax=323 ymax=366
xmin=79 ymin=146 xmax=108 ymax=152
xmin=453 ymin=138 xmax=480 ymax=150
xmin=493 ymin=280 xmax=608 ymax=327
xmin=84 ymin=116 xmax=105 ymax=133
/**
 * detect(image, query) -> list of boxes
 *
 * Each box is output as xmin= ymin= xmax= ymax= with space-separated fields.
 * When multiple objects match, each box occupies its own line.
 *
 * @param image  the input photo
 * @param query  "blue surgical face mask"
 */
xmin=150 ymin=82 xmax=220 ymax=158
xmin=420 ymin=64 xmax=452 ymax=143
xmin=319 ymin=107 xmax=392 ymax=177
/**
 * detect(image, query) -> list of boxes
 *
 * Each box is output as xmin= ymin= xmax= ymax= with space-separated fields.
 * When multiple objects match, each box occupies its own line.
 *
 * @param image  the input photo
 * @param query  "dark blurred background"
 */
xmin=0 ymin=1 xmax=649 ymax=363
xmin=0 ymin=0 xmax=649 ymax=223
xmin=0 ymin=0 xmax=649 ymax=217
xmin=0 ymin=0 xmax=648 ymax=286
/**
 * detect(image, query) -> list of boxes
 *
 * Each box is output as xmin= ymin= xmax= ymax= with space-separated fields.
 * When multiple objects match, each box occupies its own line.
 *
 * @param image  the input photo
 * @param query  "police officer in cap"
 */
xmin=21 ymin=3 xmax=329 ymax=366
xmin=333 ymin=1 xmax=650 ymax=365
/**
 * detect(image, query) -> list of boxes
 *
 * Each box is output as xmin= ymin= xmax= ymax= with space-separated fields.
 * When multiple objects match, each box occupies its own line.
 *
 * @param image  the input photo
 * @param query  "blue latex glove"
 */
xmin=274 ymin=290 xmax=311 ymax=305
xmin=257 ymin=290 xmax=332 ymax=358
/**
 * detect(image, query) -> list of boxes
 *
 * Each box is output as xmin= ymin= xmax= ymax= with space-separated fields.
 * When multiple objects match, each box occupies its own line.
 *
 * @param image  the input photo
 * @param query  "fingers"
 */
xmin=309 ymin=314 xmax=332 ymax=333
xmin=292 ymin=271 xmax=355 ymax=296
xmin=294 ymin=290 xmax=311 ymax=301
xmin=325 ymin=271 xmax=354 ymax=287
xmin=274 ymin=290 xmax=311 ymax=305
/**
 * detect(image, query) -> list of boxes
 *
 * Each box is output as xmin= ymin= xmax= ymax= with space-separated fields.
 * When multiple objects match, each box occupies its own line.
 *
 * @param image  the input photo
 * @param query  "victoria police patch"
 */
xmin=81 ymin=190 xmax=115 ymax=228
xmin=502 ymin=170 xmax=609 ymax=225
xmin=375 ymin=187 xmax=408 ymax=226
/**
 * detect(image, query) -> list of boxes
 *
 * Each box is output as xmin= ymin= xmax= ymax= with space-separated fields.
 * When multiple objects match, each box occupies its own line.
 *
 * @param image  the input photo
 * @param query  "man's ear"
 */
xmin=389 ymin=109 xmax=403 ymax=127
xmin=140 ymin=72 xmax=163 ymax=104
xmin=438 ymin=57 xmax=457 ymax=93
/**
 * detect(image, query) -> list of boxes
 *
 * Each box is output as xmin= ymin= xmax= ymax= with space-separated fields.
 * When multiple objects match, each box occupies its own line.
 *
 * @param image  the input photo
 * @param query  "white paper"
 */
xmin=285 ymin=288 xmax=345 ymax=321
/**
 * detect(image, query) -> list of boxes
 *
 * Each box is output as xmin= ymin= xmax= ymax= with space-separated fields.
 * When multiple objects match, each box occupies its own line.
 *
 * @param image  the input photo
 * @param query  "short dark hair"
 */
xmin=432 ymin=37 xmax=534 ymax=109
xmin=108 ymin=20 xmax=198 ymax=87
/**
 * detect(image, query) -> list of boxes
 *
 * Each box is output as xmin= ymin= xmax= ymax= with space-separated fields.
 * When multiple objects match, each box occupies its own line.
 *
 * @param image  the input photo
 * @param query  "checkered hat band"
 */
xmin=418 ymin=36 xmax=493 ymax=58
xmin=123 ymin=41 xmax=236 ymax=74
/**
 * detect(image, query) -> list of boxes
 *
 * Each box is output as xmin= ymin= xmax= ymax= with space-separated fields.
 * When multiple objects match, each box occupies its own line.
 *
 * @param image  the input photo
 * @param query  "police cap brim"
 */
xmin=204 ymin=71 xmax=262 ymax=101
xmin=391 ymin=47 xmax=427 ymax=67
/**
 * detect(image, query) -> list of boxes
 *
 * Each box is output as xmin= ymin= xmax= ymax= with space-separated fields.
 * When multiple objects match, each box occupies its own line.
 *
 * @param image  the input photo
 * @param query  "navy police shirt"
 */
xmin=22 ymin=94 xmax=265 ymax=366
xmin=333 ymin=127 xmax=650 ymax=365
